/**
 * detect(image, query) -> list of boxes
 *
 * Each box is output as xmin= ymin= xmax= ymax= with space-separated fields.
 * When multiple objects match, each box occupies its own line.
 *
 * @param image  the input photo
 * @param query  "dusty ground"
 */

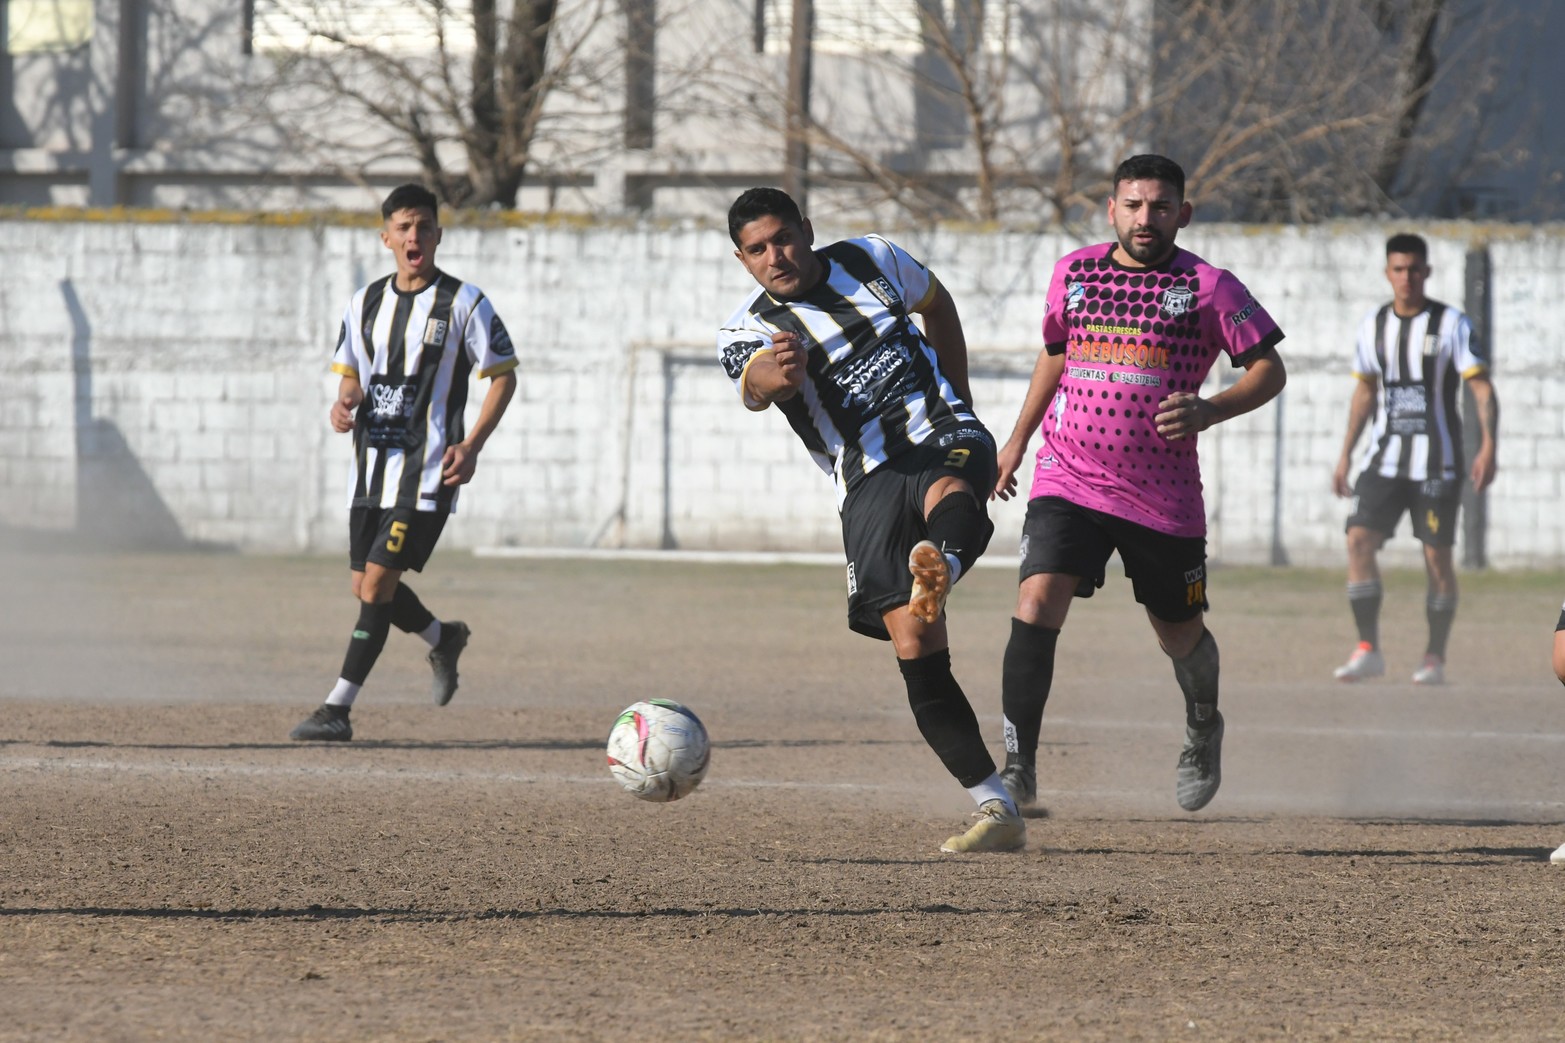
xmin=2 ymin=548 xmax=1563 ymax=1042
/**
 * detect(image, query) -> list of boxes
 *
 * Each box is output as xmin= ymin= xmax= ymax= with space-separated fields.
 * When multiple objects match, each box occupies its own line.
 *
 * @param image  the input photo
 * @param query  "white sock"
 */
xmin=944 ymin=552 xmax=964 ymax=584
xmin=966 ymin=773 xmax=1015 ymax=815
xmin=325 ymin=679 xmax=361 ymax=707
xmin=417 ymin=619 xmax=442 ymax=649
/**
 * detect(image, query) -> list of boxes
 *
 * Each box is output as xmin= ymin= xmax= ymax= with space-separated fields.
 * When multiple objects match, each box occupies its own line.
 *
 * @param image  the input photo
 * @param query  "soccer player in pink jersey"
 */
xmin=991 ymin=155 xmax=1286 ymax=813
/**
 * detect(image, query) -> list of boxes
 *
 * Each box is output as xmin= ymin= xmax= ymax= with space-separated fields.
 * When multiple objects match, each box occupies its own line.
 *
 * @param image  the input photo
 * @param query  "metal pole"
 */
xmin=783 ymin=0 xmax=813 ymax=208
xmin=1461 ymin=246 xmax=1490 ymax=569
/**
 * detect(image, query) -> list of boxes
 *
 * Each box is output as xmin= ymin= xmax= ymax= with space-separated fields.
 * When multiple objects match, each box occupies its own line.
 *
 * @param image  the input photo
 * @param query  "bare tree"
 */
xmin=723 ymin=0 xmax=1535 ymax=225
xmin=243 ymin=0 xmax=618 ymax=208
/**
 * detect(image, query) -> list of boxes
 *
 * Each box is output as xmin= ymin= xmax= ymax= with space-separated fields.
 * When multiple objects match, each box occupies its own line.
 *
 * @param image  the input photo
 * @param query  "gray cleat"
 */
xmin=999 ymin=758 xmax=1038 ymax=808
xmin=1176 ymin=711 xmax=1223 ymax=812
xmin=428 ymin=620 xmax=470 ymax=706
xmin=290 ymin=703 xmax=352 ymax=742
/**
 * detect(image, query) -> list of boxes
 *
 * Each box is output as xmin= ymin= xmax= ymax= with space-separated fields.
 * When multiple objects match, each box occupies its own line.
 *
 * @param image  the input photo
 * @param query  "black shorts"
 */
xmin=1346 ymin=472 xmax=1461 ymax=547
xmin=841 ymin=426 xmax=998 ymax=641
xmin=1556 ymin=604 xmax=1565 ymax=633
xmin=349 ymin=506 xmax=448 ymax=573
xmin=1019 ymin=496 xmax=1208 ymax=623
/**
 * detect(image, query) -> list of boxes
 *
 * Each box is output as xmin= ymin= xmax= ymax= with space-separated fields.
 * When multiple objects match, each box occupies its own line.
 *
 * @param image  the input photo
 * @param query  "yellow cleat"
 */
xmin=907 ymin=540 xmax=952 ymax=624
xmin=940 ymin=799 xmax=1025 ymax=853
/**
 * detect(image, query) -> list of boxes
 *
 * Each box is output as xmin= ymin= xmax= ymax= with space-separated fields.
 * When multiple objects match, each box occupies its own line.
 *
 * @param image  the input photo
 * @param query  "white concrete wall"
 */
xmin=1 ymin=216 xmax=1558 ymax=569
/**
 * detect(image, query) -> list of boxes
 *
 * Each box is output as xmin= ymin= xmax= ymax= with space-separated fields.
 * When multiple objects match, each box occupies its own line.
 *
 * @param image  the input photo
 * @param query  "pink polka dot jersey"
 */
xmin=1032 ymin=244 xmax=1284 ymax=537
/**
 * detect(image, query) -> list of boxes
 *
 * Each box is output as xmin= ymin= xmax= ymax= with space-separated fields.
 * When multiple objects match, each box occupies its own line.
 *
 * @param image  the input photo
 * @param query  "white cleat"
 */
xmin=1551 ymin=842 xmax=1565 ymax=865
xmin=1333 ymin=642 xmax=1385 ymax=682
xmin=1411 ymin=654 xmax=1445 ymax=686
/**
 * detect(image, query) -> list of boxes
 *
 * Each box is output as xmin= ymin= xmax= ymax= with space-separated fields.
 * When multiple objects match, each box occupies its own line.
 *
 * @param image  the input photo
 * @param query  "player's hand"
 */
xmin=770 ymin=331 xmax=808 ymax=389
xmin=330 ymin=385 xmax=363 ymax=433
xmin=1332 ymin=459 xmax=1353 ymax=499
xmin=1470 ymin=446 xmax=1498 ymax=493
xmin=442 ymin=443 xmax=478 ymax=486
xmin=1155 ymin=392 xmax=1213 ymax=441
xmin=992 ymin=440 xmax=1027 ymax=501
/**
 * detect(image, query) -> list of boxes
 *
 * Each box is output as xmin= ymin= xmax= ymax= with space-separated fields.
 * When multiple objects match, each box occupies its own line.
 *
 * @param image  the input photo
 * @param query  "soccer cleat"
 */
xmin=1175 ymin=712 xmax=1223 ymax=812
xmin=907 ymin=540 xmax=952 ymax=624
xmin=428 ymin=620 xmax=470 ymax=706
xmin=290 ymin=703 xmax=352 ymax=742
xmin=940 ymin=799 xmax=1026 ymax=853
xmin=1333 ymin=642 xmax=1385 ymax=682
xmin=1411 ymin=654 xmax=1445 ymax=686
xmin=1551 ymin=842 xmax=1565 ymax=865
xmin=999 ymin=759 xmax=1038 ymax=808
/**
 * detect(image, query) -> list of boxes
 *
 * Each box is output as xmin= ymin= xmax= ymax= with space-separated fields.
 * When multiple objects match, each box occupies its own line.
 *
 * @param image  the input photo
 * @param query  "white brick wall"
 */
xmin=1 ymin=216 xmax=1558 ymax=570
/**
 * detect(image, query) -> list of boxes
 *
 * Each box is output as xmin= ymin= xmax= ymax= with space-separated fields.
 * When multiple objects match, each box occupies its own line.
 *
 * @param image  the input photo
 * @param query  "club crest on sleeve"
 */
xmin=720 ymin=340 xmax=765 ymax=380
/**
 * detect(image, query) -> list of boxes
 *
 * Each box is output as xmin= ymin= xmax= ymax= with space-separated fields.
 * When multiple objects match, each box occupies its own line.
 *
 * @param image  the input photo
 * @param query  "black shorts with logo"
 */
xmin=841 ymin=425 xmax=997 ymax=641
xmin=349 ymin=506 xmax=449 ymax=573
xmin=1346 ymin=472 xmax=1461 ymax=548
xmin=1019 ymin=496 xmax=1208 ymax=623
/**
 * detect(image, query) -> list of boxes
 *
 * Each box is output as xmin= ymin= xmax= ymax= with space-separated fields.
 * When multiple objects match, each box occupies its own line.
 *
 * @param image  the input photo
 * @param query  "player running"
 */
xmin=289 ymin=183 xmax=518 ymax=741
xmin=1330 ymin=233 xmax=1499 ymax=685
xmin=992 ymin=154 xmax=1286 ymax=814
xmin=718 ymin=187 xmax=1023 ymax=854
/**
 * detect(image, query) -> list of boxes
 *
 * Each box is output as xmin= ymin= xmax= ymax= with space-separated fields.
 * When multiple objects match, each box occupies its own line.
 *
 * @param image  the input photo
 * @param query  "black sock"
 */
xmin=339 ymin=599 xmax=395 ymax=686
xmin=897 ymin=649 xmax=997 ymax=788
xmin=1347 ymin=580 xmax=1382 ymax=647
xmin=390 ymin=583 xmax=437 ymax=635
xmin=924 ymin=492 xmax=994 ymax=578
xmin=1426 ymin=592 xmax=1457 ymax=658
xmin=1172 ymin=629 xmax=1220 ymax=730
xmin=1001 ymin=617 xmax=1059 ymax=767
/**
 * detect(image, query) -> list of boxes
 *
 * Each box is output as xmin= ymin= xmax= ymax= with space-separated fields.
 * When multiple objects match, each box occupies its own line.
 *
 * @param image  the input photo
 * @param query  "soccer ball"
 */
xmin=606 ymin=699 xmax=710 ymax=802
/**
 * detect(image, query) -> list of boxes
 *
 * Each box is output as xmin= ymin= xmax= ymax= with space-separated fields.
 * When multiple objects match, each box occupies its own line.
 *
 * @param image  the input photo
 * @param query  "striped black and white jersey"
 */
xmin=331 ymin=270 xmax=518 ymax=513
xmin=1352 ymin=298 xmax=1486 ymax=483
xmin=717 ymin=234 xmax=976 ymax=498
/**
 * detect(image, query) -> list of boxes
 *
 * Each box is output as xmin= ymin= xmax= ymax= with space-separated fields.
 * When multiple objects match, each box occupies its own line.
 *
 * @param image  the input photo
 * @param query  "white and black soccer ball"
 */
xmin=606 ymin=699 xmax=710 ymax=802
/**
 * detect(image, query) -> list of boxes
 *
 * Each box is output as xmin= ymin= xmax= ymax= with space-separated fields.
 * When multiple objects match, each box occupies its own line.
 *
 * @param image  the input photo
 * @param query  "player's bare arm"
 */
xmin=993 ymin=349 xmax=1065 ymax=502
xmin=442 ymin=371 xmax=517 ymax=486
xmin=1333 ymin=375 xmax=1378 ymax=497
xmin=1467 ymin=374 xmax=1499 ymax=492
xmin=1155 ymin=349 xmax=1286 ymax=442
xmin=741 ymin=330 xmax=808 ymax=406
xmin=914 ymin=283 xmax=973 ymax=405
xmin=331 ymin=375 xmax=364 ymax=433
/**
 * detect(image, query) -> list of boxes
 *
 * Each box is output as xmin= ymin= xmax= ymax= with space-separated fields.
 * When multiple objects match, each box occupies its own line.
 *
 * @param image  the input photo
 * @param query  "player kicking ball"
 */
xmin=289 ymin=183 xmax=518 ymax=741
xmin=718 ymin=187 xmax=1023 ymax=853
xmin=992 ymin=155 xmax=1286 ymax=814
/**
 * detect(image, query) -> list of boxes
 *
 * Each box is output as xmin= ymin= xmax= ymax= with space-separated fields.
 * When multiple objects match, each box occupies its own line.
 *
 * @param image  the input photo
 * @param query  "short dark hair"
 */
xmin=728 ymin=187 xmax=804 ymax=245
xmin=1112 ymin=155 xmax=1186 ymax=200
xmin=1385 ymin=233 xmax=1428 ymax=263
xmin=381 ymin=183 xmax=440 ymax=222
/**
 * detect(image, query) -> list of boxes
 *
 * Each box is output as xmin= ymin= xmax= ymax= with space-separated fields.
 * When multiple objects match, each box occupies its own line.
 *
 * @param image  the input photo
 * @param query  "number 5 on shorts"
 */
xmin=386 ymin=520 xmax=408 ymax=554
xmin=944 ymin=448 xmax=971 ymax=469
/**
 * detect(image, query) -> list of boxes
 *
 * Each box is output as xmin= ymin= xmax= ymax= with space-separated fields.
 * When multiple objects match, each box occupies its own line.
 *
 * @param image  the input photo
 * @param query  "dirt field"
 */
xmin=2 ymin=548 xmax=1563 ymax=1042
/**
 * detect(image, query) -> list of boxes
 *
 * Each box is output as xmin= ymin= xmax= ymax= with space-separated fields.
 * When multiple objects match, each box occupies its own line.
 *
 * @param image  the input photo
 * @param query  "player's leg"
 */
xmin=883 ymin=607 xmax=1023 ymax=853
xmin=1123 ymin=521 xmax=1222 ymax=812
xmin=292 ymin=508 xmax=438 ymax=741
xmin=1410 ymin=487 xmax=1461 ymax=685
xmin=1001 ymin=496 xmax=1110 ymax=809
xmin=1554 ymin=607 xmax=1565 ymax=864
xmin=840 ymin=459 xmax=1021 ymax=853
xmin=907 ymin=429 xmax=998 ymax=624
xmin=1336 ymin=474 xmax=1403 ymax=681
